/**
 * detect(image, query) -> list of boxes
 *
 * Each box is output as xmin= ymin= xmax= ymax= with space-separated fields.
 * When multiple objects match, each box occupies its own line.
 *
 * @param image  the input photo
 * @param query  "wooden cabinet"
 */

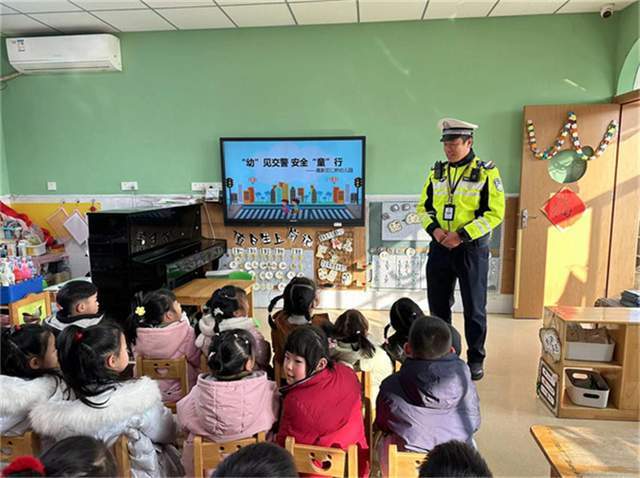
xmin=538 ymin=306 xmax=639 ymax=421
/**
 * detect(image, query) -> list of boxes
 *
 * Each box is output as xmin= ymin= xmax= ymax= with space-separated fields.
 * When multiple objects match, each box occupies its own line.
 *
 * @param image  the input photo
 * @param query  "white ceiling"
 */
xmin=0 ymin=0 xmax=635 ymax=36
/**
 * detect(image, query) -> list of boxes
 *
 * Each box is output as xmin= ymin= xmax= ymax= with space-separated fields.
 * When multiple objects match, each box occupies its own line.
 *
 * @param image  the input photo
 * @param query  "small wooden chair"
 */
xmin=285 ymin=436 xmax=358 ymax=478
xmin=112 ymin=435 xmax=132 ymax=478
xmin=8 ymin=292 xmax=52 ymax=326
xmin=193 ymin=432 xmax=266 ymax=478
xmin=0 ymin=431 xmax=40 ymax=462
xmin=355 ymin=370 xmax=374 ymax=457
xmin=135 ymin=356 xmax=189 ymax=412
xmin=388 ymin=444 xmax=427 ymax=478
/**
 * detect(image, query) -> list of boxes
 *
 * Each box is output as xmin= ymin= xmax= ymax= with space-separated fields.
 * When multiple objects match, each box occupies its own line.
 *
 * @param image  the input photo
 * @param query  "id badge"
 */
xmin=443 ymin=204 xmax=456 ymax=221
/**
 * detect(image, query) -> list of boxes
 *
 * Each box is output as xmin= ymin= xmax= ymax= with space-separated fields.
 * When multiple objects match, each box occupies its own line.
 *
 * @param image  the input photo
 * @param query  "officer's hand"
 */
xmin=441 ymin=231 xmax=463 ymax=249
xmin=433 ymin=228 xmax=448 ymax=243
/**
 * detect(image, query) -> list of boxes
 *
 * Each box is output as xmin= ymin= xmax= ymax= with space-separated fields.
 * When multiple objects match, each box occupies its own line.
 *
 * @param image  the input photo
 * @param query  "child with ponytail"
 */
xmin=196 ymin=285 xmax=271 ymax=372
xmin=383 ymin=298 xmax=462 ymax=364
xmin=268 ymin=276 xmax=332 ymax=368
xmin=131 ymin=289 xmax=201 ymax=402
xmin=329 ymin=309 xmax=393 ymax=402
xmin=177 ymin=329 xmax=279 ymax=477
xmin=1 ymin=324 xmax=63 ymax=438
xmin=29 ymin=323 xmax=183 ymax=478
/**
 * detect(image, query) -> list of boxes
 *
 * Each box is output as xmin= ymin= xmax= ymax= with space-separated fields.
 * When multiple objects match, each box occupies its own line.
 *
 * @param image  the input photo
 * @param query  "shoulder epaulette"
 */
xmin=479 ymin=160 xmax=495 ymax=170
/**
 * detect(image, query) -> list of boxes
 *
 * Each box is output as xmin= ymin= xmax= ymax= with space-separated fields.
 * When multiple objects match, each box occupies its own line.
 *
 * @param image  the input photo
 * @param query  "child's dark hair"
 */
xmin=1 ymin=325 xmax=58 ymax=379
xmin=56 ymin=280 xmax=98 ymax=313
xmin=386 ymin=298 xmax=423 ymax=341
xmin=409 ymin=316 xmax=452 ymax=360
xmin=419 ymin=440 xmax=492 ymax=477
xmin=213 ymin=442 xmax=297 ymax=478
xmin=284 ymin=325 xmax=332 ymax=377
xmin=206 ymin=286 xmax=248 ymax=333
xmin=268 ymin=276 xmax=317 ymax=327
xmin=1 ymin=435 xmax=118 ymax=477
xmin=333 ymin=309 xmax=375 ymax=359
xmin=127 ymin=289 xmax=177 ymax=344
xmin=57 ymin=323 xmax=126 ymax=408
xmin=208 ymin=329 xmax=255 ymax=377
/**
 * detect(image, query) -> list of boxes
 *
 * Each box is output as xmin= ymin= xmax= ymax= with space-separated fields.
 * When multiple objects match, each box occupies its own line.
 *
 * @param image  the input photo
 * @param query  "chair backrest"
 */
xmin=285 ymin=436 xmax=358 ymax=478
xmin=112 ymin=435 xmax=132 ymax=478
xmin=0 ymin=431 xmax=40 ymax=461
xmin=9 ymin=292 xmax=52 ymax=326
xmin=192 ymin=432 xmax=266 ymax=478
xmin=388 ymin=444 xmax=427 ymax=478
xmin=355 ymin=370 xmax=373 ymax=455
xmin=135 ymin=355 xmax=189 ymax=410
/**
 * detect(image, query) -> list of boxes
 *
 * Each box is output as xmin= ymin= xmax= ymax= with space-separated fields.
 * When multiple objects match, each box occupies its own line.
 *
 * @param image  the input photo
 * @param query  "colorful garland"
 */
xmin=526 ymin=112 xmax=618 ymax=161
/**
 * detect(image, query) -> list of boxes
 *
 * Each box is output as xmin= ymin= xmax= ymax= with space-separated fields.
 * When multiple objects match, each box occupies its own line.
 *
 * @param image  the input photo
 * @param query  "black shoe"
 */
xmin=469 ymin=362 xmax=484 ymax=381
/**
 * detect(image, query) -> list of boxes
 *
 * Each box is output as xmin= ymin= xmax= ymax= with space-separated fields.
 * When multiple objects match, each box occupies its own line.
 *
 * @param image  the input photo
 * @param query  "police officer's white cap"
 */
xmin=438 ymin=118 xmax=478 ymax=141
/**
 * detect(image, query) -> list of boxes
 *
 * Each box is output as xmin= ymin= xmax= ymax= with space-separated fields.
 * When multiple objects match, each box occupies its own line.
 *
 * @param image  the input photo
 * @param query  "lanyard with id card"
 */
xmin=444 ymin=163 xmax=471 ymax=222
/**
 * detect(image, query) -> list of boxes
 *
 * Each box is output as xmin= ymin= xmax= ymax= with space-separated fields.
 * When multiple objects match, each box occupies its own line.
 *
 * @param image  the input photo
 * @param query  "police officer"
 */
xmin=417 ymin=118 xmax=505 ymax=380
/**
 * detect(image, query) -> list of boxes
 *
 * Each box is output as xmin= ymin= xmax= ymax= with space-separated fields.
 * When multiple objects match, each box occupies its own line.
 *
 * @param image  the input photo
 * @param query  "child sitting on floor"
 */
xmin=178 ymin=329 xmax=279 ymax=477
xmin=196 ymin=285 xmax=271 ymax=372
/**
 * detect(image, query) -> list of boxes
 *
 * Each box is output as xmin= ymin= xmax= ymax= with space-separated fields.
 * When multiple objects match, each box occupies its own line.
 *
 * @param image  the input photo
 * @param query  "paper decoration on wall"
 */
xmin=315 ymin=229 xmax=355 ymax=288
xmin=274 ymin=233 xmax=285 ymax=245
xmin=234 ymin=231 xmax=245 ymax=246
xmin=302 ymin=234 xmax=314 ymax=248
xmin=250 ymin=233 xmax=258 ymax=246
xmin=541 ymin=188 xmax=585 ymax=230
xmin=288 ymin=227 xmax=299 ymax=242
xmin=526 ymin=112 xmax=618 ymax=161
xmin=381 ymin=202 xmax=430 ymax=241
xmin=63 ymin=212 xmax=89 ymax=245
xmin=539 ymin=328 xmax=562 ymax=362
xmin=260 ymin=232 xmax=271 ymax=245
xmin=318 ymin=228 xmax=345 ymax=242
xmin=46 ymin=207 xmax=71 ymax=240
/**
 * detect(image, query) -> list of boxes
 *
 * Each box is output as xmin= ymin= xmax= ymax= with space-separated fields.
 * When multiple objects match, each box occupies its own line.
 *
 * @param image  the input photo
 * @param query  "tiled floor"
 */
xmin=253 ymin=308 xmax=639 ymax=477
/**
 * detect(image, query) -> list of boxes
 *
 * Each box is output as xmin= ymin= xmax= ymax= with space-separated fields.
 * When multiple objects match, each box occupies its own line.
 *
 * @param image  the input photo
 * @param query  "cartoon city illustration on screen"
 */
xmin=223 ymin=139 xmax=364 ymax=223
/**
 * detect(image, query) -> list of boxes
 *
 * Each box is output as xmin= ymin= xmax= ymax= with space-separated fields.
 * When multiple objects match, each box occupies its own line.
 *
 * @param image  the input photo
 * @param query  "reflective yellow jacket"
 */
xmin=416 ymin=154 xmax=505 ymax=242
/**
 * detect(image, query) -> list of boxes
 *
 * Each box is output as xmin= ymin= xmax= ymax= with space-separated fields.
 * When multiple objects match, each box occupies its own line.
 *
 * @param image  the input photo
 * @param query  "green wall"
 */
xmin=615 ymin=1 xmax=639 ymax=94
xmin=1 ymin=13 xmax=619 ymax=195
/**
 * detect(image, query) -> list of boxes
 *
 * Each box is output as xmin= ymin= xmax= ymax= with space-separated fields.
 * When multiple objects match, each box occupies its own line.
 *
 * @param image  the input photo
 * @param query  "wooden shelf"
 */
xmin=540 ymin=307 xmax=639 ymax=422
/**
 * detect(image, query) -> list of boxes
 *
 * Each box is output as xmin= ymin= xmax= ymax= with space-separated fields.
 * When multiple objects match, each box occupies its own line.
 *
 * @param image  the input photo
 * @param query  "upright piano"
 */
xmin=88 ymin=204 xmax=226 ymax=317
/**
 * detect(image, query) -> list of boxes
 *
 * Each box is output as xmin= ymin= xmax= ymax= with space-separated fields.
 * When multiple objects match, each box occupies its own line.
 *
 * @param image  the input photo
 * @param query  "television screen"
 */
xmin=221 ymin=136 xmax=365 ymax=226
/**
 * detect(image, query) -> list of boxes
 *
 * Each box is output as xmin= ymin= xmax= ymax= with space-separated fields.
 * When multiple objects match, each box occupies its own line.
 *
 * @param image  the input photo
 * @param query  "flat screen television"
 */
xmin=220 ymin=136 xmax=365 ymax=226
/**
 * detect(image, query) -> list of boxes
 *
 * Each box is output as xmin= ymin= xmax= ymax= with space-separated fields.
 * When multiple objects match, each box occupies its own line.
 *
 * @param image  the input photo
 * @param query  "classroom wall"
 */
xmin=0 ymin=113 xmax=8 ymax=196
xmin=615 ymin=1 xmax=640 ymax=95
xmin=0 ymin=12 xmax=619 ymax=196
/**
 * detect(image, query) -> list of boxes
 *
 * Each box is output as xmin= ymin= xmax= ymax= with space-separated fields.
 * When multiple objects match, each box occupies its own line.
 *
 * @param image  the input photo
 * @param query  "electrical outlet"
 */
xmin=47 ymin=181 xmax=57 ymax=191
xmin=121 ymin=181 xmax=139 ymax=191
xmin=191 ymin=182 xmax=220 ymax=192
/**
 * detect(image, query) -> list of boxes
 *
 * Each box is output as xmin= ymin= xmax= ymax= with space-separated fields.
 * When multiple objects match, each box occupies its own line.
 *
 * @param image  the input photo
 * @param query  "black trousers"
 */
xmin=426 ymin=237 xmax=489 ymax=364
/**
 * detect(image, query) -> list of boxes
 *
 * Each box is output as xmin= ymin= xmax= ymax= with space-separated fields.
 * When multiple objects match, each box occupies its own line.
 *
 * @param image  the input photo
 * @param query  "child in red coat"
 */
xmin=276 ymin=326 xmax=369 ymax=477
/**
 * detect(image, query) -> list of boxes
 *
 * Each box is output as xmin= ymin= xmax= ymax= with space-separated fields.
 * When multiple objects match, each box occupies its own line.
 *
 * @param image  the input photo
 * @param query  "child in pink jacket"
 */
xmin=177 ymin=329 xmax=279 ymax=477
xmin=196 ymin=285 xmax=271 ymax=373
xmin=132 ymin=289 xmax=201 ymax=403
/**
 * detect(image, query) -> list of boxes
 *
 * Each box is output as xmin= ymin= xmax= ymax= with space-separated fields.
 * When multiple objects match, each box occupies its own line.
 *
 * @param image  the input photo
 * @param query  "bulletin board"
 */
xmin=201 ymin=203 xmax=366 ymax=303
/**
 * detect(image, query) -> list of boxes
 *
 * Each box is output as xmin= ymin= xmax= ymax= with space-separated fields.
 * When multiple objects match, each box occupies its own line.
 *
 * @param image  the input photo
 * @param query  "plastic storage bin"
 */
xmin=565 ymin=369 xmax=610 ymax=408
xmin=566 ymin=340 xmax=615 ymax=362
xmin=0 ymin=276 xmax=44 ymax=305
